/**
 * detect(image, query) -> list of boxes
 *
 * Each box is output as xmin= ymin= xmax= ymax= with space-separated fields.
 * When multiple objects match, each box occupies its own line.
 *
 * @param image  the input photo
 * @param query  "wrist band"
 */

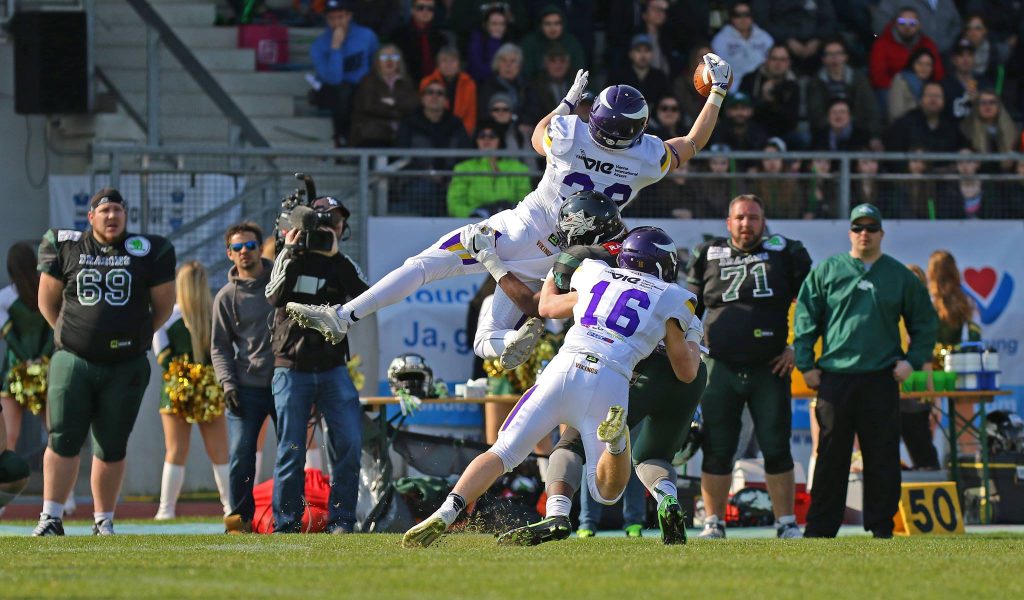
xmin=554 ymin=99 xmax=574 ymax=116
xmin=707 ymin=89 xmax=725 ymax=107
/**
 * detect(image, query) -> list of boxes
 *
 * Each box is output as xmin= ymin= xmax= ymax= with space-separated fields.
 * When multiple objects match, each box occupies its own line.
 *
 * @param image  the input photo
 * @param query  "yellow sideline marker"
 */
xmin=893 ymin=482 xmax=965 ymax=536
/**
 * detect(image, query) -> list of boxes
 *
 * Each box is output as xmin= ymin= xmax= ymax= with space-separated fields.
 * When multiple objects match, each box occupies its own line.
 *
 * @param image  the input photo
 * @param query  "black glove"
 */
xmin=224 ymin=389 xmax=240 ymax=415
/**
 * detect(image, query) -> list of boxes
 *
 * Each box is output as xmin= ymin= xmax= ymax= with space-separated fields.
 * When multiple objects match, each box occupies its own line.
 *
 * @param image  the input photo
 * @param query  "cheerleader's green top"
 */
xmin=0 ymin=285 xmax=54 ymax=392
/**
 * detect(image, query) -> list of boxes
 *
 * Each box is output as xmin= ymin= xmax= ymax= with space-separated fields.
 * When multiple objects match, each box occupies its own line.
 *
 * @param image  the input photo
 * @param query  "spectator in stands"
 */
xmin=152 ymin=262 xmax=232 ymax=521
xmin=608 ymin=34 xmax=674 ymax=114
xmin=310 ymin=0 xmax=380 ymax=147
xmin=634 ymin=0 xmax=676 ymax=77
xmin=466 ymin=6 xmax=512 ymax=84
xmin=712 ymin=2 xmax=774 ymax=90
xmin=446 ymin=120 xmax=532 ymax=218
xmin=524 ymin=44 xmax=572 ymax=125
xmin=350 ymin=44 xmax=420 ymax=148
xmin=647 ymin=95 xmax=687 ymax=140
xmin=450 ymin=0 xmax=528 ymax=49
xmin=753 ymin=0 xmax=837 ymax=74
xmin=873 ymin=0 xmax=962 ymax=53
xmin=750 ymin=137 xmax=803 ymax=219
xmin=887 ymin=48 xmax=938 ymax=124
xmin=711 ymin=91 xmax=768 ymax=157
xmin=807 ymin=38 xmax=882 ymax=140
xmin=739 ymin=44 xmax=801 ymax=143
xmin=673 ymin=44 xmax=713 ymax=130
xmin=811 ymin=97 xmax=871 ymax=152
xmin=885 ymin=82 xmax=966 ymax=153
xmin=805 ymin=158 xmax=838 ymax=219
xmin=868 ymin=6 xmax=944 ymax=110
xmin=391 ymin=0 xmax=450 ymax=83
xmin=796 ymin=203 xmax=938 ymax=539
xmin=486 ymin=93 xmax=528 ymax=152
xmin=942 ymin=38 xmax=985 ymax=122
xmin=519 ymin=6 xmax=585 ymax=81
xmin=212 ymin=222 xmax=276 ymax=535
xmin=936 ymin=148 xmax=990 ymax=218
xmin=851 ymin=150 xmax=912 ymax=219
xmin=477 ymin=43 xmax=531 ymax=128
xmin=421 ymin=46 xmax=478 ymax=136
xmin=904 ymin=147 xmax=943 ymax=218
xmin=961 ymin=14 xmax=1008 ymax=83
xmin=960 ymin=90 xmax=1020 ymax=172
xmin=394 ymin=81 xmax=472 ymax=215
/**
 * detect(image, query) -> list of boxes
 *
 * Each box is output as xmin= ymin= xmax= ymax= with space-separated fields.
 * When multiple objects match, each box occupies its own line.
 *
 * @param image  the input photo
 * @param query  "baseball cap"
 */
xmin=850 ymin=203 xmax=882 ymax=225
xmin=953 ymin=37 xmax=974 ymax=54
xmin=90 ymin=188 xmax=126 ymax=210
xmin=324 ymin=0 xmax=353 ymax=13
xmin=765 ymin=136 xmax=787 ymax=152
xmin=725 ymin=91 xmax=752 ymax=108
xmin=313 ymin=196 xmax=351 ymax=219
xmin=630 ymin=34 xmax=654 ymax=50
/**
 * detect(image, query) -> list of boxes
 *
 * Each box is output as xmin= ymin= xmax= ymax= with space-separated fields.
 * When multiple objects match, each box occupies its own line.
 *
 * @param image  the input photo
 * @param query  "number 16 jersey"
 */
xmin=561 ymin=259 xmax=696 ymax=378
xmin=38 ymin=228 xmax=176 ymax=363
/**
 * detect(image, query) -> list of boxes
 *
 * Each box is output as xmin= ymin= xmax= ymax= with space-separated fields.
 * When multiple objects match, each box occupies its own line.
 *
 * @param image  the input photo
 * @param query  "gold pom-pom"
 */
xmin=164 ymin=356 xmax=225 ymax=424
xmin=347 ymin=354 xmax=365 ymax=391
xmin=482 ymin=331 xmax=562 ymax=393
xmin=6 ymin=356 xmax=50 ymax=416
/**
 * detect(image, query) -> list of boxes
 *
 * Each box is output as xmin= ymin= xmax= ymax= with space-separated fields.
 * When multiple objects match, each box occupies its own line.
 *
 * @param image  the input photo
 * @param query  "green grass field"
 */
xmin=2 ymin=532 xmax=1024 ymax=599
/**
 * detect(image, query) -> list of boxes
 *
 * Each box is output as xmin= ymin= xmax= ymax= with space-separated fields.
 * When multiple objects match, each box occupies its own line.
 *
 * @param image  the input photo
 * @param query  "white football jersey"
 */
xmin=561 ymin=259 xmax=696 ymax=378
xmin=513 ymin=115 xmax=671 ymax=232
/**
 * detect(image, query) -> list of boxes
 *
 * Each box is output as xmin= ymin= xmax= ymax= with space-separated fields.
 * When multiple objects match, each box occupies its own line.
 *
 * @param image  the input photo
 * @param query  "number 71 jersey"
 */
xmin=38 ymin=228 xmax=176 ymax=363
xmin=561 ymin=259 xmax=697 ymax=378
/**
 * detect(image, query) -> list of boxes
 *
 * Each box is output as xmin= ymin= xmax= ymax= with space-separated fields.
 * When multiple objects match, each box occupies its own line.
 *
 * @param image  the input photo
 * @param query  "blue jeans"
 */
xmin=226 ymin=385 xmax=276 ymax=522
xmin=578 ymin=469 xmax=647 ymax=531
xmin=272 ymin=365 xmax=363 ymax=532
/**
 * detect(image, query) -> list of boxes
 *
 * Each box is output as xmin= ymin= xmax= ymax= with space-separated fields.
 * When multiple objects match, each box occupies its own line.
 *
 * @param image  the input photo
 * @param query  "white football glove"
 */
xmin=459 ymin=223 xmax=494 ymax=256
xmin=685 ymin=316 xmax=705 ymax=344
xmin=555 ymin=69 xmax=589 ymax=115
xmin=703 ymin=53 xmax=732 ymax=98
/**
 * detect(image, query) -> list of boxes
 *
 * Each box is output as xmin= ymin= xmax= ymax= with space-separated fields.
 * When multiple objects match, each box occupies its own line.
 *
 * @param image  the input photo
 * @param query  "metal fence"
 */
xmin=91 ymin=145 xmax=1024 ymax=285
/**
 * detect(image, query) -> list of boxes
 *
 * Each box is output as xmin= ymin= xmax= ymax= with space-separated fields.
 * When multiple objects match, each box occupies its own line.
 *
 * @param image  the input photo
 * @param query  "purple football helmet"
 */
xmin=588 ymin=85 xmax=649 ymax=150
xmin=616 ymin=226 xmax=679 ymax=282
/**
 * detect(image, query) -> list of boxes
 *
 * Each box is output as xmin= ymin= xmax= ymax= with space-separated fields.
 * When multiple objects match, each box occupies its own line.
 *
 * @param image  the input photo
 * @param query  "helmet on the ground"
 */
xmin=616 ymin=226 xmax=679 ymax=282
xmin=986 ymin=410 xmax=1024 ymax=455
xmin=728 ymin=487 xmax=775 ymax=527
xmin=387 ymin=353 xmax=434 ymax=398
xmin=588 ymin=85 xmax=649 ymax=150
xmin=555 ymin=190 xmax=626 ymax=248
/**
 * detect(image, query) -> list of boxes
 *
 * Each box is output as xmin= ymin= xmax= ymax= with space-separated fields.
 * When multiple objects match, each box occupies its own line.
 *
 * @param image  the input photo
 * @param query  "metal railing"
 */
xmin=91 ymin=145 xmax=1024 ymax=285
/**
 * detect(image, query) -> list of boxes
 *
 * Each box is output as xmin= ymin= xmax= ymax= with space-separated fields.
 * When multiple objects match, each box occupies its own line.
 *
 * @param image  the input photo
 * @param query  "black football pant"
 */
xmin=901 ymin=410 xmax=940 ymax=470
xmin=805 ymin=369 xmax=901 ymax=538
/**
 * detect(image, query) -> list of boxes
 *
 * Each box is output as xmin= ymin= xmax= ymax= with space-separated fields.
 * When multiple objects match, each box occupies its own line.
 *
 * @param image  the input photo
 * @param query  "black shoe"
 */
xmin=872 ymin=530 xmax=894 ymax=539
xmin=32 ymin=514 xmax=65 ymax=537
xmin=496 ymin=515 xmax=572 ymax=546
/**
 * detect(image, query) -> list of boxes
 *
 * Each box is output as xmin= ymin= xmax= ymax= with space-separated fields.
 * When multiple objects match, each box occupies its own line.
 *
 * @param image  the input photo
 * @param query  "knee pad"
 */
xmin=93 ymin=443 xmax=128 ymax=463
xmin=700 ymin=451 xmax=734 ymax=476
xmin=585 ymin=470 xmax=625 ymax=506
xmin=764 ymin=452 xmax=795 ymax=475
xmin=48 ymin=430 xmax=87 ymax=459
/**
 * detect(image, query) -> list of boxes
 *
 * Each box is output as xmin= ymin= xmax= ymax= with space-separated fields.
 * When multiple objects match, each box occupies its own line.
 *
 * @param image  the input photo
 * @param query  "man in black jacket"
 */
xmin=265 ymin=197 xmax=369 ymax=534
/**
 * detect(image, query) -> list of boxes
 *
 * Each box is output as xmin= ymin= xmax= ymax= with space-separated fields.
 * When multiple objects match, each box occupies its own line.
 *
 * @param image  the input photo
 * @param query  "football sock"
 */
xmin=545 ymin=494 xmax=572 ymax=518
xmin=653 ymin=479 xmax=677 ymax=501
xmin=212 ymin=463 xmax=231 ymax=516
xmin=606 ymin=429 xmax=628 ymax=455
xmin=63 ymin=494 xmax=77 ymax=516
xmin=158 ymin=463 xmax=185 ymax=517
xmin=254 ymin=451 xmax=264 ymax=484
xmin=437 ymin=492 xmax=467 ymax=527
xmin=305 ymin=449 xmax=323 ymax=472
xmin=777 ymin=514 xmax=797 ymax=526
xmin=343 ymin=260 xmax=430 ymax=321
xmin=42 ymin=500 xmax=64 ymax=520
xmin=94 ymin=511 xmax=114 ymax=524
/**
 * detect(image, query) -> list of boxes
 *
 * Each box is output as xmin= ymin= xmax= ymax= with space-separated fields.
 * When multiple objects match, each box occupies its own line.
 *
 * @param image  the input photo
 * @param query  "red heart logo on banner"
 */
xmin=964 ymin=267 xmax=997 ymax=298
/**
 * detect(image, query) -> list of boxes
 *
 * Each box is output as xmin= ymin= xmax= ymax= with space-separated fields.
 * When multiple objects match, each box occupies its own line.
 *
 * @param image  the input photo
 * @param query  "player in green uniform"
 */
xmin=33 ymin=188 xmax=176 ymax=536
xmin=685 ymin=194 xmax=812 ymax=539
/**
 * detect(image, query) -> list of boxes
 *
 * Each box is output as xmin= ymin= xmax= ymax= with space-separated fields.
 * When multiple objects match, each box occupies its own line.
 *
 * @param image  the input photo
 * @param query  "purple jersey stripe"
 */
xmin=499 ymin=385 xmax=537 ymax=432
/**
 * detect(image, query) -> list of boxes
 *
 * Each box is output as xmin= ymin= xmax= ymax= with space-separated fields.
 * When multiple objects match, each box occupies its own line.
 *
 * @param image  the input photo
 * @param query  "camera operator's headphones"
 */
xmin=312 ymin=196 xmax=352 ymax=241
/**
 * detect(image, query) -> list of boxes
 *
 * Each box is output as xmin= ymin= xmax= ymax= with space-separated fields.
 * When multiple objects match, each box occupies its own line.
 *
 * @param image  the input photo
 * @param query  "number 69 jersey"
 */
xmin=560 ymin=259 xmax=697 ymax=378
xmin=38 ymin=228 xmax=176 ymax=363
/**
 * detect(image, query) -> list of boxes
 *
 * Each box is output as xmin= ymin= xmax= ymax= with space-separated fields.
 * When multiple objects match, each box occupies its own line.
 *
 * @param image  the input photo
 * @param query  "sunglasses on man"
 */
xmin=850 ymin=224 xmax=881 ymax=234
xmin=229 ymin=240 xmax=259 ymax=252
xmin=896 ymin=17 xmax=919 ymax=26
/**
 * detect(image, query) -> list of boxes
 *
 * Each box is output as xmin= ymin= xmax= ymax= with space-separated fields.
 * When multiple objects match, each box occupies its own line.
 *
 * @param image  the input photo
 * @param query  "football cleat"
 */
xmin=285 ymin=303 xmax=350 ymax=345
xmin=32 ymin=514 xmax=65 ymax=537
xmin=624 ymin=523 xmax=643 ymax=538
xmin=699 ymin=516 xmax=726 ymax=539
xmin=597 ymin=406 xmax=627 ymax=444
xmin=93 ymin=518 xmax=115 ymax=536
xmin=496 ymin=515 xmax=572 ymax=546
xmin=776 ymin=521 xmax=804 ymax=539
xmin=657 ymin=496 xmax=687 ymax=545
xmin=576 ymin=528 xmax=596 ymax=538
xmin=498 ymin=317 xmax=545 ymax=370
xmin=402 ymin=516 xmax=447 ymax=548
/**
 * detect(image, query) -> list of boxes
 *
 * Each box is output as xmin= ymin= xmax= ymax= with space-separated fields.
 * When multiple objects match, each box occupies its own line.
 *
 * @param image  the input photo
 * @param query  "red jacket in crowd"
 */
xmin=869 ymin=23 xmax=945 ymax=89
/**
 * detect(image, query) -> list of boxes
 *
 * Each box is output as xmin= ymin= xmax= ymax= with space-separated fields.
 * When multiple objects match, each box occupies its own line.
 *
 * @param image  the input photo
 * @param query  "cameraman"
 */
xmin=265 ymin=196 xmax=369 ymax=534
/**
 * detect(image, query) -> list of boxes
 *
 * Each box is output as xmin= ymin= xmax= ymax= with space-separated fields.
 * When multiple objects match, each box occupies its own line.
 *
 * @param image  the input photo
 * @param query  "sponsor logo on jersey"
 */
xmin=586 ymin=330 xmax=614 ymax=344
xmin=611 ymin=272 xmax=642 ymax=284
xmin=57 ymin=230 xmax=82 ymax=242
xmin=857 ymin=279 xmax=874 ymax=291
xmin=575 ymin=362 xmax=599 ymax=374
xmin=706 ymin=246 xmax=731 ymax=260
xmin=574 ymin=149 xmax=639 ymax=179
xmin=753 ymin=329 xmax=774 ymax=338
xmin=548 ymin=233 xmax=562 ymax=248
xmin=125 ymin=236 xmax=151 ymax=257
xmin=79 ymin=255 xmax=131 ymax=267
xmin=109 ymin=339 xmax=133 ymax=349
xmin=585 ymin=354 xmax=599 ymax=363
xmin=719 ymin=252 xmax=768 ymax=266
xmin=762 ymin=235 xmax=787 ymax=251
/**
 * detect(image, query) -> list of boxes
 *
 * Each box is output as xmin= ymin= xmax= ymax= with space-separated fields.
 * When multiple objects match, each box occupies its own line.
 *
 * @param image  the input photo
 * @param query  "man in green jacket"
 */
xmin=446 ymin=120 xmax=532 ymax=217
xmin=793 ymin=203 xmax=937 ymax=538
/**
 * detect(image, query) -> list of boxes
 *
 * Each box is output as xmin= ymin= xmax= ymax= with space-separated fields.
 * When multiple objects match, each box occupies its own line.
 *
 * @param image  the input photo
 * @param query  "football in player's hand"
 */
xmin=693 ymin=62 xmax=733 ymax=97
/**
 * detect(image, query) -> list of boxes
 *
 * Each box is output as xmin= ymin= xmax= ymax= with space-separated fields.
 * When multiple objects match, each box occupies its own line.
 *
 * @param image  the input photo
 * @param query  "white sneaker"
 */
xmin=776 ymin=521 xmax=804 ymax=539
xmin=93 ymin=518 xmax=115 ymax=536
xmin=154 ymin=506 xmax=175 ymax=520
xmin=699 ymin=517 xmax=726 ymax=539
xmin=285 ymin=303 xmax=350 ymax=345
xmin=596 ymin=405 xmax=627 ymax=445
xmin=498 ymin=317 xmax=545 ymax=370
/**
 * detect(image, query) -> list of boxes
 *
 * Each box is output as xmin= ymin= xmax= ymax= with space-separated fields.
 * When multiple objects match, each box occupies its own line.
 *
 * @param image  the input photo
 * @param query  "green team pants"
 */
xmin=699 ymin=357 xmax=793 ymax=475
xmin=47 ymin=349 xmax=150 ymax=462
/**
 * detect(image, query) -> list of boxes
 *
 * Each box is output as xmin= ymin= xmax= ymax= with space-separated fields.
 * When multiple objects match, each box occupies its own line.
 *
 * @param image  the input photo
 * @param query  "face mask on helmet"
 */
xmin=986 ymin=410 xmax=1024 ymax=455
xmin=555 ymin=190 xmax=626 ymax=248
xmin=387 ymin=353 xmax=434 ymax=398
xmin=616 ymin=226 xmax=679 ymax=282
xmin=588 ymin=85 xmax=649 ymax=150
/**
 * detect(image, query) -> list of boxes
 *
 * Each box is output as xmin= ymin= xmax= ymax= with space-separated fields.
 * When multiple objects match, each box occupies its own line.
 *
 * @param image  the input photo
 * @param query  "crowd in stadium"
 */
xmin=241 ymin=0 xmax=1024 ymax=219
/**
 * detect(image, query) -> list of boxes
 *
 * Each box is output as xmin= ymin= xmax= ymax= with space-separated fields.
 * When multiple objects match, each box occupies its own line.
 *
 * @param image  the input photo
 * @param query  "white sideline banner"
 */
xmin=370 ymin=218 xmax=1024 ymax=427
